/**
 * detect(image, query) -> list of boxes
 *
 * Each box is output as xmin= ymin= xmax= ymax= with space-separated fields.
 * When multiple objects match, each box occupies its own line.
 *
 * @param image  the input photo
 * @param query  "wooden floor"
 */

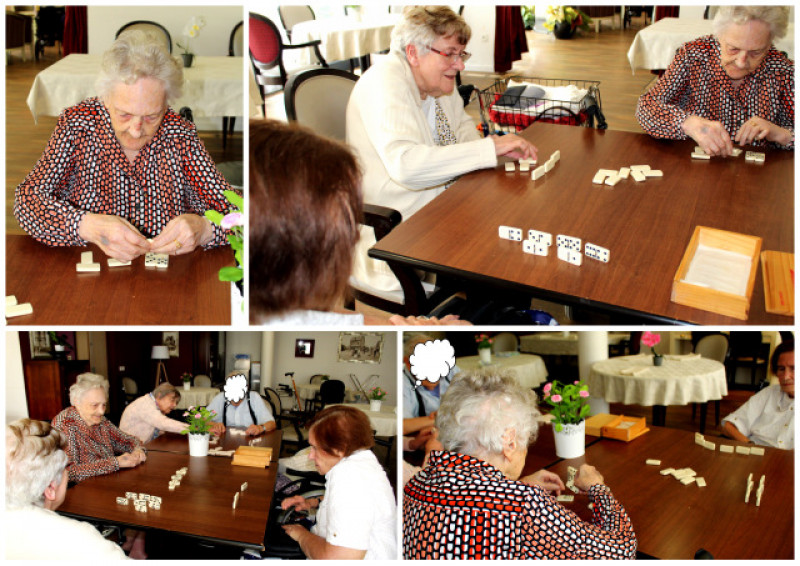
xmin=5 ymin=46 xmax=242 ymax=235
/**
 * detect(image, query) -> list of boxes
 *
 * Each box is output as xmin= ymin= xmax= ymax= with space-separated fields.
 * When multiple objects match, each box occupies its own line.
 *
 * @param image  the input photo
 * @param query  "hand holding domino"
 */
xmin=77 ymin=213 xmax=150 ymax=261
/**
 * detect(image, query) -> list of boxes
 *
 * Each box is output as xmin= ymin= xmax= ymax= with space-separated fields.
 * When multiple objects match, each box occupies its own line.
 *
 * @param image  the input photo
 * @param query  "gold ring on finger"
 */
xmin=175 ymin=240 xmax=182 ymax=250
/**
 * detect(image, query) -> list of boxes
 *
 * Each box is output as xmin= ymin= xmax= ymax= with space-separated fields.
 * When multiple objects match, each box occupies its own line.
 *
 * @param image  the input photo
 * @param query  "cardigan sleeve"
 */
xmin=635 ymin=46 xmax=693 ymax=140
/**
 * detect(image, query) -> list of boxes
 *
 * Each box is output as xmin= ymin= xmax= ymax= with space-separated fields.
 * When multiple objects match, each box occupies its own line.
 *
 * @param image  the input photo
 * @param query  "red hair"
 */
xmin=308 ymin=406 xmax=374 ymax=456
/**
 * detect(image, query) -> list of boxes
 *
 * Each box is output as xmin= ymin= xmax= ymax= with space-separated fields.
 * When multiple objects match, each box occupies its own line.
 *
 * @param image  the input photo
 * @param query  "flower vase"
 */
xmin=653 ymin=354 xmax=664 ymax=367
xmin=188 ymin=432 xmax=209 ymax=457
xmin=479 ymin=347 xmax=492 ymax=365
xmin=369 ymin=400 xmax=382 ymax=412
xmin=183 ymin=382 xmax=191 ymax=391
xmin=182 ymin=53 xmax=195 ymax=68
xmin=553 ymin=420 xmax=585 ymax=459
xmin=552 ymin=21 xmax=576 ymax=39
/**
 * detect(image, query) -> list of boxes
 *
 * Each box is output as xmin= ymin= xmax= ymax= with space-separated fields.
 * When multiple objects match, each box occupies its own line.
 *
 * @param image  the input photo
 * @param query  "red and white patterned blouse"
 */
xmin=15 ymin=98 xmax=233 ymax=247
xmin=52 ymin=406 xmax=143 ymax=484
xmin=636 ymin=36 xmax=794 ymax=149
xmin=403 ymin=451 xmax=637 ymax=559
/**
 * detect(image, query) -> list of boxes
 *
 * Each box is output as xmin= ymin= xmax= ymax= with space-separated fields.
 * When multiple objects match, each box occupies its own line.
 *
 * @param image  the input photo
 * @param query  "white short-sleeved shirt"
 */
xmin=722 ymin=385 xmax=794 ymax=449
xmin=312 ymin=449 xmax=397 ymax=559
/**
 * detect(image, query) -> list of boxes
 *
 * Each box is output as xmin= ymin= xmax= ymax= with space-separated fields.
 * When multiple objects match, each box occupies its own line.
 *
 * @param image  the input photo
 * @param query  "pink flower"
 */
xmin=551 ymin=394 xmax=562 ymax=403
xmin=221 ymin=212 xmax=244 ymax=230
xmin=194 ymin=413 xmax=203 ymax=419
xmin=641 ymin=331 xmax=661 ymax=348
xmin=543 ymin=383 xmax=552 ymax=393
xmin=574 ymin=381 xmax=579 ymax=385
xmin=183 ymin=412 xmax=189 ymax=417
xmin=579 ymin=390 xmax=590 ymax=398
xmin=210 ymin=410 xmax=216 ymax=415
xmin=188 ymin=406 xmax=195 ymax=412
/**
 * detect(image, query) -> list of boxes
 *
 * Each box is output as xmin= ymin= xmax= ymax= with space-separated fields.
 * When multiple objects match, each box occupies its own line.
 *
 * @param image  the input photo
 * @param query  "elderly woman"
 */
xmin=347 ymin=6 xmax=537 ymax=297
xmin=636 ymin=6 xmax=793 ymax=156
xmin=15 ymin=30 xmax=233 ymax=260
xmin=5 ymin=419 xmax=127 ymax=559
xmin=281 ymin=406 xmax=396 ymax=560
xmin=404 ymin=372 xmax=637 ymax=559
xmin=722 ymin=340 xmax=794 ymax=449
xmin=250 ymin=119 xmax=468 ymax=326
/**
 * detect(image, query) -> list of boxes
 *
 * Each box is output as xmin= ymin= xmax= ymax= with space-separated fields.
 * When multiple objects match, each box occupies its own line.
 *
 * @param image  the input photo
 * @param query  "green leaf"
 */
xmin=224 ymin=190 xmax=243 ymax=210
xmin=579 ymin=404 xmax=591 ymax=419
xmin=218 ymin=266 xmax=243 ymax=282
xmin=205 ymin=210 xmax=224 ymax=225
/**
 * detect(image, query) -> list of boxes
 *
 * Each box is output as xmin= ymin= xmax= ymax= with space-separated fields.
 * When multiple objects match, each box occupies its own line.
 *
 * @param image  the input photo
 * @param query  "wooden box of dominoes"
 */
xmin=601 ymin=415 xmax=648 ymax=442
xmin=231 ymin=446 xmax=272 ymax=468
xmin=671 ymin=226 xmax=761 ymax=320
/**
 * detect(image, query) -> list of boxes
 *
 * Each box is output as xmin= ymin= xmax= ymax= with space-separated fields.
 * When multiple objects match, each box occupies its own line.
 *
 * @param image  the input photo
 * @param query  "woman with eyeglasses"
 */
xmin=346 ymin=6 xmax=537 ymax=299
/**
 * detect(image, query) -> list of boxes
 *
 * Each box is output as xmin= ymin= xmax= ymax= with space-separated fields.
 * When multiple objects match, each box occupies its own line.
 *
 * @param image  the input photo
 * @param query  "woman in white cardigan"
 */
xmin=347 ymin=6 xmax=537 ymax=297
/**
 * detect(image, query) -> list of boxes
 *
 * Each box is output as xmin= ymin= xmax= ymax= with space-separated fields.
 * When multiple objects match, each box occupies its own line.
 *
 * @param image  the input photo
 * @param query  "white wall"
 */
xmin=462 ymin=6 xmax=496 ymax=74
xmin=6 ymin=332 xmax=29 ymax=423
xmin=270 ymin=332 xmax=399 ymax=405
xmin=224 ymin=331 xmax=265 ymax=376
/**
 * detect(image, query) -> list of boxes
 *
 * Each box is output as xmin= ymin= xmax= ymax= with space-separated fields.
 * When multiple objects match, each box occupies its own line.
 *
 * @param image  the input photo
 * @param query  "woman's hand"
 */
xmin=282 ymin=524 xmax=308 ymax=542
xmin=574 ymin=464 xmax=605 ymax=491
xmin=735 ymin=116 xmax=792 ymax=146
xmin=117 ymin=452 xmax=142 ymax=468
xmin=388 ymin=314 xmax=472 ymax=326
xmin=281 ymin=495 xmax=316 ymax=512
xmin=522 ymin=469 xmax=566 ymax=495
xmin=149 ymin=214 xmax=214 ymax=255
xmin=131 ymin=448 xmax=147 ymax=464
xmin=78 ymin=213 xmax=150 ymax=261
xmin=490 ymin=133 xmax=538 ymax=161
xmin=682 ymin=115 xmax=734 ymax=156
xmin=209 ymin=422 xmax=225 ymax=436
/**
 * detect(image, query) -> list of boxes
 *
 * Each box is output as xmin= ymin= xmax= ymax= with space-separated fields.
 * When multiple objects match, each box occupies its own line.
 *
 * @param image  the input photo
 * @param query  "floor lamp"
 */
xmin=152 ymin=345 xmax=170 ymax=388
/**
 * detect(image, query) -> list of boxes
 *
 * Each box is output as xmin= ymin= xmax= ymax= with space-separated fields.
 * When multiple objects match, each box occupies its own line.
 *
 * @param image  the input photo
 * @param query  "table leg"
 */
xmin=359 ymin=54 xmax=371 ymax=71
xmin=651 ymin=406 xmax=666 ymax=427
xmin=699 ymin=403 xmax=707 ymax=434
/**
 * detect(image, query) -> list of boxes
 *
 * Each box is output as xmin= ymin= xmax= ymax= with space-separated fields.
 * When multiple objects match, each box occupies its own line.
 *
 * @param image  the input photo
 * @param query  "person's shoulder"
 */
xmin=59 ymin=97 xmax=107 ymax=130
xmin=154 ymin=109 xmax=199 ymax=143
xmin=762 ymin=47 xmax=794 ymax=76
xmin=677 ymin=35 xmax=717 ymax=60
xmin=52 ymin=406 xmax=79 ymax=428
xmin=353 ymin=52 xmax=411 ymax=96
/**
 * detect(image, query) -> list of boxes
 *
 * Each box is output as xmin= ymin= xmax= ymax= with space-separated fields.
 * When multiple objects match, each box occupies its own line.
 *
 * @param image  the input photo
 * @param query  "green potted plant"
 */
xmin=543 ymin=379 xmax=591 ymax=458
xmin=181 ymin=372 xmax=193 ymax=391
xmin=521 ymin=6 xmax=536 ymax=30
xmin=368 ymin=386 xmax=387 ymax=412
xmin=544 ymin=6 xmax=591 ymax=39
xmin=205 ymin=189 xmax=244 ymax=323
xmin=48 ymin=331 xmax=72 ymax=359
xmin=176 ymin=15 xmax=205 ymax=68
xmin=475 ymin=334 xmax=494 ymax=365
xmin=180 ymin=405 xmax=217 ymax=457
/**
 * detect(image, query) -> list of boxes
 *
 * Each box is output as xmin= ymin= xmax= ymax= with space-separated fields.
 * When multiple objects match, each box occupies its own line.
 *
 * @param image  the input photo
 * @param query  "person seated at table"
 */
xmin=120 ymin=382 xmax=223 ymax=443
xmin=5 ymin=418 xmax=128 ymax=559
xmin=402 ymin=334 xmax=457 ymax=422
xmin=14 ymin=29 xmax=233 ymax=261
xmin=721 ymin=341 xmax=794 ymax=449
xmin=207 ymin=372 xmax=276 ymax=436
xmin=404 ymin=371 xmax=637 ymax=559
xmin=249 ymin=119 xmax=469 ymax=326
xmin=636 ymin=6 xmax=793 ymax=155
xmin=346 ymin=6 xmax=537 ymax=298
xmin=281 ymin=406 xmax=396 ymax=559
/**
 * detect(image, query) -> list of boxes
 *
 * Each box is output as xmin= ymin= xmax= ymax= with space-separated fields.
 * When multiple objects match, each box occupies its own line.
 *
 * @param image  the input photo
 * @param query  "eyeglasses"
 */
xmin=427 ymin=46 xmax=472 ymax=64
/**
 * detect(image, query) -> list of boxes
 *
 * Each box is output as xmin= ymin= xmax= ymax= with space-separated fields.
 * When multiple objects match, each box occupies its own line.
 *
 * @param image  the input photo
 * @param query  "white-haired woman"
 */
xmin=15 ymin=29 xmax=233 ymax=260
xmin=637 ymin=6 xmax=793 ymax=155
xmin=403 ymin=372 xmax=637 ymax=559
xmin=207 ymin=372 xmax=276 ymax=436
xmin=5 ymin=419 xmax=127 ymax=559
xmin=347 ymin=6 xmax=537 ymax=297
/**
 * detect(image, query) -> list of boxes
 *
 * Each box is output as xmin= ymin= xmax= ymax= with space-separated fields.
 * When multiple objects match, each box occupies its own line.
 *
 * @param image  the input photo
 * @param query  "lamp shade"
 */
xmin=151 ymin=345 xmax=170 ymax=360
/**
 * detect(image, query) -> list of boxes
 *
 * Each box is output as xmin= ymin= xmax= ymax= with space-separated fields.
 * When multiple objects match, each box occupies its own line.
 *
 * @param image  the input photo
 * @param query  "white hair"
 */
xmin=436 ymin=371 xmax=540 ymax=459
xmin=390 ymin=5 xmax=471 ymax=57
xmin=96 ymin=29 xmax=184 ymax=102
xmin=153 ymin=382 xmax=181 ymax=401
xmin=6 ymin=419 xmax=68 ymax=509
xmin=712 ymin=6 xmax=789 ymax=42
xmin=69 ymin=373 xmax=109 ymax=406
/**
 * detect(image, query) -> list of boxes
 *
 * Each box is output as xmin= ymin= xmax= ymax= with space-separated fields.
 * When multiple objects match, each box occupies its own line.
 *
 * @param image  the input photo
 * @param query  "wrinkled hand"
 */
xmin=574 ymin=464 xmax=605 ymax=491
xmin=209 ymin=422 xmax=225 ymax=436
xmin=245 ymin=424 xmax=262 ymax=436
xmin=522 ymin=469 xmax=565 ymax=495
xmin=281 ymin=495 xmax=314 ymax=512
xmin=388 ymin=314 xmax=472 ymax=326
xmin=735 ymin=116 xmax=791 ymax=146
xmin=282 ymin=524 xmax=307 ymax=542
xmin=490 ymin=133 xmax=538 ymax=161
xmin=408 ymin=426 xmax=436 ymax=451
xmin=78 ymin=213 xmax=150 ymax=261
xmin=149 ymin=214 xmax=214 ymax=255
xmin=117 ymin=452 xmax=142 ymax=468
xmin=131 ymin=448 xmax=147 ymax=464
xmin=682 ymin=115 xmax=733 ymax=156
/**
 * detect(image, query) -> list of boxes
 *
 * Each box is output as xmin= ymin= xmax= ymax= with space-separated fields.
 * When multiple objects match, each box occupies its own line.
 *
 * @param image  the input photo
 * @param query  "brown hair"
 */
xmin=249 ymin=119 xmax=363 ymax=315
xmin=770 ymin=339 xmax=794 ymax=374
xmin=308 ymin=405 xmax=374 ymax=457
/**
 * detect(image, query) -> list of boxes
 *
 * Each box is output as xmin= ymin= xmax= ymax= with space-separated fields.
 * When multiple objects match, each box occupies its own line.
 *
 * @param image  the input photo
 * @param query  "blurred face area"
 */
xmin=155 ymin=393 xmax=179 ymax=414
xmin=105 ymin=77 xmax=167 ymax=154
xmin=308 ymin=429 xmax=344 ymax=475
xmin=43 ymin=469 xmax=68 ymax=511
xmin=717 ymin=20 xmax=771 ymax=82
xmin=75 ymin=387 xmax=108 ymax=426
xmin=776 ymin=351 xmax=794 ymax=398
xmin=409 ymin=35 xmax=467 ymax=99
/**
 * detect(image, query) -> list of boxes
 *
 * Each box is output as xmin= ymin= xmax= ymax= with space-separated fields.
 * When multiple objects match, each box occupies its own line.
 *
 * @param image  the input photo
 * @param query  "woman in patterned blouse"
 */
xmin=403 ymin=371 xmax=637 ymax=559
xmin=636 ymin=6 xmax=793 ymax=156
xmin=15 ymin=30 xmax=232 ymax=261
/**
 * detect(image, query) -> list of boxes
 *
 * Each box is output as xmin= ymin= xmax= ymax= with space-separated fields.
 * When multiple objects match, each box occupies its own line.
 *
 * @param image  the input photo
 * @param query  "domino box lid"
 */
xmin=585 ymin=413 xmax=619 ymax=437
xmin=601 ymin=415 xmax=648 ymax=442
xmin=671 ymin=226 xmax=761 ymax=321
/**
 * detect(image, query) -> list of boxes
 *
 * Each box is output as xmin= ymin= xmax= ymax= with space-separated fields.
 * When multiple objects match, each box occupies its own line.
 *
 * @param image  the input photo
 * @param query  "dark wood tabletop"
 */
xmin=369 ymin=123 xmax=794 ymax=324
xmin=57 ymin=431 xmax=282 ymax=550
xmin=5 ymin=235 xmax=233 ymax=325
xmin=148 ymin=429 xmax=282 ymax=460
xmin=521 ymin=421 xmax=600 ymax=476
xmin=544 ymin=427 xmax=793 ymax=559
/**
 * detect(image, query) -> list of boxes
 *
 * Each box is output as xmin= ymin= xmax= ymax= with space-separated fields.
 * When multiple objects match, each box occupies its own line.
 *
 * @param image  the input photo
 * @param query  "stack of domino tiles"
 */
xmin=504 ymin=157 xmax=538 ymax=173
xmin=593 ymin=164 xmax=662 ymax=186
xmin=658 ymin=466 xmax=705 ymax=487
xmin=691 ymin=146 xmax=744 ymax=160
xmin=169 ymin=467 xmax=188 ymax=490
xmin=532 ymin=150 xmax=561 ymax=180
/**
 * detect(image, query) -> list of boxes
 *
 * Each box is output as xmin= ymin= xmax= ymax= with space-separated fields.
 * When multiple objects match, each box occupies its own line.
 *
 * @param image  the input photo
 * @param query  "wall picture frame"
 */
xmin=338 ymin=332 xmax=384 ymax=364
xmin=295 ymin=339 xmax=315 ymax=358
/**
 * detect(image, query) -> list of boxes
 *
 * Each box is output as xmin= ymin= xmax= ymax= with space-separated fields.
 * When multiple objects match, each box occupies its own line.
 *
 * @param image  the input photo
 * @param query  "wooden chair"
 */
xmin=692 ymin=334 xmax=729 ymax=431
xmin=115 ymin=20 xmax=172 ymax=53
xmin=492 ymin=332 xmax=519 ymax=354
xmin=193 ymin=375 xmax=211 ymax=388
xmin=263 ymin=387 xmax=308 ymax=456
xmin=277 ymin=5 xmax=315 ymax=41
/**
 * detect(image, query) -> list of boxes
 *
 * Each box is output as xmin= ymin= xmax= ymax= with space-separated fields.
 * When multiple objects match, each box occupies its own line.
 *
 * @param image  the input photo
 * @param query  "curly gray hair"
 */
xmin=6 ymin=419 xmax=68 ymax=509
xmin=712 ymin=6 xmax=789 ymax=42
xmin=69 ymin=373 xmax=109 ymax=407
xmin=436 ymin=370 xmax=540 ymax=459
xmin=390 ymin=6 xmax=471 ymax=57
xmin=97 ymin=29 xmax=184 ymax=102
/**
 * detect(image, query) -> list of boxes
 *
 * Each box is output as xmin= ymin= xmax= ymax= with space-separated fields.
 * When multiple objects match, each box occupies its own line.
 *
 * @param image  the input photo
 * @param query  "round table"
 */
xmin=455 ymin=353 xmax=548 ymax=389
xmin=175 ymin=386 xmax=220 ymax=409
xmin=338 ymin=403 xmax=397 ymax=437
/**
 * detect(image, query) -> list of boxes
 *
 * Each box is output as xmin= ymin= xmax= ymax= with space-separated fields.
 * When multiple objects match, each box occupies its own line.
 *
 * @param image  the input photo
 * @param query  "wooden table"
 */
xmin=545 ymin=427 xmax=793 ymax=559
xmin=6 ymin=236 xmax=233 ymax=325
xmin=148 ymin=429 xmax=282 ymax=459
xmin=57 ymin=430 xmax=282 ymax=550
xmin=369 ymin=122 xmax=794 ymax=325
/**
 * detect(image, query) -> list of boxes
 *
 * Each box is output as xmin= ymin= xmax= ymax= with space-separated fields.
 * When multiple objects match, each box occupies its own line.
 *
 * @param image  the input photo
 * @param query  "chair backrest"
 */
xmin=194 ymin=375 xmax=211 ymax=388
xmin=229 ymin=20 xmax=244 ymax=56
xmin=115 ymin=20 xmax=172 ymax=54
xmin=264 ymin=387 xmax=283 ymax=415
xmin=728 ymin=332 xmax=764 ymax=359
xmin=319 ymin=379 xmax=346 ymax=405
xmin=122 ymin=377 xmax=138 ymax=395
xmin=285 ymin=68 xmax=358 ymax=141
xmin=309 ymin=374 xmax=327 ymax=385
xmin=492 ymin=332 xmax=519 ymax=354
xmin=278 ymin=5 xmax=315 ymax=35
xmin=695 ymin=334 xmax=728 ymax=363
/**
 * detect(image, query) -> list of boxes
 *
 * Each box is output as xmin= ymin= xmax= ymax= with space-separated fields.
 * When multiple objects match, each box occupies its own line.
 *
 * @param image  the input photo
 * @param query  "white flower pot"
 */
xmin=553 ymin=420 xmax=585 ymax=459
xmin=183 ymin=382 xmax=191 ymax=391
xmin=188 ymin=433 xmax=210 ymax=457
xmin=479 ymin=348 xmax=492 ymax=365
xmin=369 ymin=400 xmax=382 ymax=412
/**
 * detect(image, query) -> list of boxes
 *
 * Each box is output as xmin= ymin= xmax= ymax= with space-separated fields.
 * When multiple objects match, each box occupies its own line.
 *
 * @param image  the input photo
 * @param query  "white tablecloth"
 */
xmin=295 ymin=383 xmax=358 ymax=403
xmin=589 ymin=354 xmax=727 ymax=406
xmin=337 ymin=403 xmax=397 ymax=437
xmin=627 ymin=18 xmax=794 ymax=72
xmin=290 ymin=15 xmax=399 ymax=66
xmin=175 ymin=386 xmax=219 ymax=410
xmin=520 ymin=332 xmax=630 ymax=356
xmin=455 ymin=353 xmax=548 ymax=389
xmin=27 ymin=54 xmax=244 ymax=120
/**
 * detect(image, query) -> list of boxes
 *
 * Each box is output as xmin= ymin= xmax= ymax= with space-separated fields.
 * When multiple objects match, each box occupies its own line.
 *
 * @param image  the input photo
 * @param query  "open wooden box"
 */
xmin=600 ymin=415 xmax=648 ymax=442
xmin=232 ymin=446 xmax=272 ymax=468
xmin=671 ymin=226 xmax=761 ymax=320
